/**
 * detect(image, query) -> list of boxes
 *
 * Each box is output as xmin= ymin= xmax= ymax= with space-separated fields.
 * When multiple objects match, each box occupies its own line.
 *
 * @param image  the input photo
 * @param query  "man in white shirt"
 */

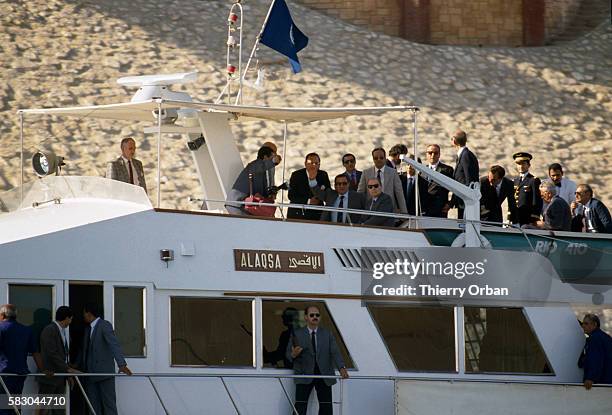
xmin=106 ymin=137 xmax=147 ymax=193
xmin=546 ymin=163 xmax=576 ymax=210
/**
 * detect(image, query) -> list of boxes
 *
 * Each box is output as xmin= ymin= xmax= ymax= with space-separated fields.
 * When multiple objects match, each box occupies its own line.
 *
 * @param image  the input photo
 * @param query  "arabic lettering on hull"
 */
xmin=234 ymin=249 xmax=325 ymax=274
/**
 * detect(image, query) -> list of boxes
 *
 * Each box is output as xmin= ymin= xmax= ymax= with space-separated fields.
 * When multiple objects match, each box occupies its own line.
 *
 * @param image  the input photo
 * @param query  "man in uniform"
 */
xmin=510 ymin=152 xmax=542 ymax=226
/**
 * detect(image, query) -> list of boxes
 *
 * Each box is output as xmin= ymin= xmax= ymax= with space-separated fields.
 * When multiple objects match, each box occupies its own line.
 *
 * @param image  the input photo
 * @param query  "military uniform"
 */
xmin=510 ymin=152 xmax=543 ymax=226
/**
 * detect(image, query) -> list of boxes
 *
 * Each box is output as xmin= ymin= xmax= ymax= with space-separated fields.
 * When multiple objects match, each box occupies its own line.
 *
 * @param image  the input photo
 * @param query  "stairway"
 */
xmin=548 ymin=0 xmax=611 ymax=44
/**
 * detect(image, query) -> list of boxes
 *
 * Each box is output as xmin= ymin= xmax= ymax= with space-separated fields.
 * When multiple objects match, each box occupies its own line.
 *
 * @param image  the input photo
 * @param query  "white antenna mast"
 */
xmin=216 ymin=1 xmax=244 ymax=104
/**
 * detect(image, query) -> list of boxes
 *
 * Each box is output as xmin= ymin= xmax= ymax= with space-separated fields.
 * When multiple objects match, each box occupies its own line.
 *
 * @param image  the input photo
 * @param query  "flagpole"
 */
xmin=235 ymin=0 xmax=278 ymax=104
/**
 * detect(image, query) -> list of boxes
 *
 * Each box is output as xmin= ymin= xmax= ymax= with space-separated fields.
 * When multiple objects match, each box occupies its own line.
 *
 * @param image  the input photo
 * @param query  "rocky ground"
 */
xmin=0 ymin=0 xmax=610 ymax=212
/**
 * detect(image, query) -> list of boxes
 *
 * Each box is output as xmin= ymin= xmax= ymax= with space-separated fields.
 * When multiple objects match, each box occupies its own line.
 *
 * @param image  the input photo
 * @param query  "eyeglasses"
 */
xmin=343 ymin=159 xmax=356 ymax=164
xmin=309 ymin=313 xmax=320 ymax=318
xmin=367 ymin=184 xmax=380 ymax=189
xmin=575 ymin=191 xmax=587 ymax=195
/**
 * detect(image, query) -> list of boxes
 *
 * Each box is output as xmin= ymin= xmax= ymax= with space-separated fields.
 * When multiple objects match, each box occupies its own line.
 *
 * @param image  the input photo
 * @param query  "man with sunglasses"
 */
xmin=314 ymin=174 xmax=365 ymax=224
xmin=341 ymin=153 xmax=361 ymax=191
xmin=357 ymin=147 xmax=408 ymax=215
xmin=570 ymin=184 xmax=612 ymax=233
xmin=287 ymin=306 xmax=348 ymax=415
xmin=360 ymin=178 xmax=395 ymax=227
xmin=424 ymin=144 xmax=454 ymax=217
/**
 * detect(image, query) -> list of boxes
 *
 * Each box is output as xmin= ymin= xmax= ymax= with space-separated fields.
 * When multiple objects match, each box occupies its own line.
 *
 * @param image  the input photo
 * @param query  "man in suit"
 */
xmin=527 ymin=180 xmax=571 ymax=231
xmin=450 ymin=129 xmax=479 ymax=218
xmin=0 ymin=304 xmax=43 ymax=415
xmin=226 ymin=146 xmax=279 ymax=215
xmin=578 ymin=314 xmax=612 ymax=389
xmin=546 ymin=163 xmax=577 ymax=211
xmin=479 ymin=165 xmax=516 ymax=224
xmin=510 ymin=152 xmax=543 ymax=226
xmin=571 ymin=184 xmax=612 ymax=233
xmin=288 ymin=153 xmax=331 ymax=221
xmin=361 ymin=178 xmax=395 ymax=227
xmin=80 ymin=303 xmax=132 ymax=415
xmin=400 ymin=156 xmax=428 ymax=216
xmin=38 ymin=306 xmax=79 ymax=414
xmin=315 ymin=174 xmax=365 ymax=224
xmin=106 ymin=137 xmax=147 ymax=193
xmin=423 ymin=144 xmax=454 ymax=217
xmin=357 ymin=148 xmax=407 ymax=214
xmin=387 ymin=144 xmax=408 ymax=171
xmin=341 ymin=153 xmax=362 ymax=192
xmin=287 ymin=305 xmax=348 ymax=415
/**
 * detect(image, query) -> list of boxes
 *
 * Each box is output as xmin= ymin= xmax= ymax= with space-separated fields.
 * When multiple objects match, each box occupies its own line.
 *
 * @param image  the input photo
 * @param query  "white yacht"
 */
xmin=1 ymin=3 xmax=611 ymax=415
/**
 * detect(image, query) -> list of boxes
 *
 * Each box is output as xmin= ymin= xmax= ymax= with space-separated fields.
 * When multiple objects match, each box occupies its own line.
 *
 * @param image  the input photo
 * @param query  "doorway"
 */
xmin=68 ymin=282 xmax=103 ymax=413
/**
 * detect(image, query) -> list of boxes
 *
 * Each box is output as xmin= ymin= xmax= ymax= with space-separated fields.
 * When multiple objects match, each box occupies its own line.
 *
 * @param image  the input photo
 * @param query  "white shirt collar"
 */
xmin=456 ymin=147 xmax=466 ymax=158
xmin=90 ymin=317 xmax=101 ymax=332
xmin=429 ymin=161 xmax=439 ymax=169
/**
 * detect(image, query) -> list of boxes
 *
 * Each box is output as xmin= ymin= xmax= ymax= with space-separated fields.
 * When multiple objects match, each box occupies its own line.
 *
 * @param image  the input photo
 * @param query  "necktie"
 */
xmin=338 ymin=195 xmax=345 ymax=223
xmin=351 ymin=172 xmax=356 ymax=187
xmin=376 ymin=169 xmax=382 ymax=186
xmin=555 ymin=182 xmax=562 ymax=188
xmin=311 ymin=330 xmax=320 ymax=374
xmin=62 ymin=328 xmax=69 ymax=363
xmin=407 ymin=177 xmax=415 ymax=197
xmin=128 ymin=160 xmax=134 ymax=184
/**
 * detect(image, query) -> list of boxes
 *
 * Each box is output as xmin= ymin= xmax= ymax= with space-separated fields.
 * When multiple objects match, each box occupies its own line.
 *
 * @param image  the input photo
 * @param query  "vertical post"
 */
xmin=157 ymin=101 xmax=162 ymax=208
xmin=456 ymin=305 xmax=466 ymax=375
xmin=280 ymin=121 xmax=288 ymax=219
xmin=19 ymin=111 xmax=24 ymax=206
xmin=412 ymin=109 xmax=420 ymax=215
xmin=236 ymin=0 xmax=277 ymax=104
xmin=338 ymin=377 xmax=344 ymax=415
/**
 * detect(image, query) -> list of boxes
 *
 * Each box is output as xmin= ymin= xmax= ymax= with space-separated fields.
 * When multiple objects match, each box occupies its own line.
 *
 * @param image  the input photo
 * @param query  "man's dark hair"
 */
xmin=305 ymin=152 xmax=320 ymax=162
xmin=371 ymin=147 xmax=386 ymax=156
xmin=341 ymin=153 xmax=355 ymax=163
xmin=83 ymin=303 xmax=101 ymax=318
xmin=548 ymin=163 xmax=563 ymax=173
xmin=257 ymin=146 xmax=274 ymax=160
xmin=583 ymin=313 xmax=600 ymax=328
xmin=335 ymin=174 xmax=349 ymax=185
xmin=453 ymin=130 xmax=467 ymax=146
xmin=389 ymin=144 xmax=408 ymax=156
xmin=490 ymin=165 xmax=506 ymax=178
xmin=55 ymin=306 xmax=73 ymax=322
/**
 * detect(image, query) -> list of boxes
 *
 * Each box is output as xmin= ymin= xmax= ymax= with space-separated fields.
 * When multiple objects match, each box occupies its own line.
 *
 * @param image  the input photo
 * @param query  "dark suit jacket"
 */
xmin=314 ymin=188 xmax=365 ymax=224
xmin=344 ymin=170 xmax=362 ymax=192
xmin=572 ymin=198 xmax=612 ymax=233
xmin=511 ymin=173 xmax=543 ymax=225
xmin=287 ymin=169 xmax=331 ymax=221
xmin=543 ymin=196 xmax=571 ymax=231
xmin=400 ymin=174 xmax=428 ymax=216
xmin=361 ymin=192 xmax=395 ymax=227
xmin=286 ymin=327 xmax=345 ymax=386
xmin=424 ymin=162 xmax=453 ymax=217
xmin=80 ymin=319 xmax=127 ymax=383
xmin=480 ymin=176 xmax=516 ymax=224
xmin=454 ymin=147 xmax=479 ymax=186
xmin=578 ymin=328 xmax=612 ymax=384
xmin=38 ymin=323 xmax=69 ymax=386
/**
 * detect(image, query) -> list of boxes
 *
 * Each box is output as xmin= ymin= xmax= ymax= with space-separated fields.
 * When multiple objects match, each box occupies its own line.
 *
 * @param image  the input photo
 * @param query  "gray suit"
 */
xmin=357 ymin=166 xmax=407 ymax=214
xmin=286 ymin=327 xmax=345 ymax=386
xmin=543 ymin=196 xmax=571 ymax=231
xmin=361 ymin=193 xmax=395 ymax=227
xmin=106 ymin=157 xmax=147 ymax=193
xmin=80 ymin=319 xmax=127 ymax=415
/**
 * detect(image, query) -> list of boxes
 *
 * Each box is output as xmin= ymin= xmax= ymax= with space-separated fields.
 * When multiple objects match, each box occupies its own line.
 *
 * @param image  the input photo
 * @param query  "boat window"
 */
xmin=368 ymin=304 xmax=456 ymax=372
xmin=464 ymin=307 xmax=552 ymax=374
xmin=114 ymin=287 xmax=146 ymax=357
xmin=170 ymin=297 xmax=253 ymax=367
xmin=8 ymin=284 xmax=53 ymax=349
xmin=261 ymin=300 xmax=354 ymax=369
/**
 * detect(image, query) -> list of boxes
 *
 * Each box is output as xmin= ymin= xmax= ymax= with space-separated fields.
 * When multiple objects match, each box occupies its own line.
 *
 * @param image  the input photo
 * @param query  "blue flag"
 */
xmin=260 ymin=0 xmax=309 ymax=73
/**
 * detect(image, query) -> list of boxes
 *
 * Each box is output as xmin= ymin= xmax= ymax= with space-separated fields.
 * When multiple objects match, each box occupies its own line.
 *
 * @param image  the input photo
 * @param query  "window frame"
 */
xmin=168 ymin=296 xmax=256 ymax=369
xmin=367 ymin=302 xmax=458 ymax=373
xmin=462 ymin=306 xmax=555 ymax=376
